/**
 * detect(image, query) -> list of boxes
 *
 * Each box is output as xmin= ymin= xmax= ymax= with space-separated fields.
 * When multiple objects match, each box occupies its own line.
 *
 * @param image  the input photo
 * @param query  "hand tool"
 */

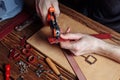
xmin=5 ymin=64 xmax=10 ymax=80
xmin=45 ymin=57 xmax=61 ymax=77
xmin=0 ymin=66 xmax=14 ymax=80
xmin=47 ymin=7 xmax=60 ymax=39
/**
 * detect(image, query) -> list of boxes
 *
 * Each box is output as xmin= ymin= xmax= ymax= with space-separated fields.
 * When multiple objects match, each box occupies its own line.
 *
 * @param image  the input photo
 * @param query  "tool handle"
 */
xmin=5 ymin=64 xmax=10 ymax=80
xmin=45 ymin=57 xmax=61 ymax=76
xmin=47 ymin=6 xmax=60 ymax=38
xmin=47 ymin=7 xmax=55 ymax=22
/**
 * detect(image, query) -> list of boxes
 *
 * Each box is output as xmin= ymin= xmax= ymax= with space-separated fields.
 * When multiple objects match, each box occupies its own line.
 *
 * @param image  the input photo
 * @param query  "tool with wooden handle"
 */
xmin=45 ymin=57 xmax=61 ymax=77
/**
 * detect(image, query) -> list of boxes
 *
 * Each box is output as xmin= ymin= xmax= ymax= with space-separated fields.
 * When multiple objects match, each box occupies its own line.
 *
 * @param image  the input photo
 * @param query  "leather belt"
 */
xmin=62 ymin=49 xmax=87 ymax=80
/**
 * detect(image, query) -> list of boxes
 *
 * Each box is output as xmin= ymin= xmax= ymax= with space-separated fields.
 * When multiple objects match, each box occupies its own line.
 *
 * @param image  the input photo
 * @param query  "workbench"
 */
xmin=0 ymin=3 xmax=120 ymax=80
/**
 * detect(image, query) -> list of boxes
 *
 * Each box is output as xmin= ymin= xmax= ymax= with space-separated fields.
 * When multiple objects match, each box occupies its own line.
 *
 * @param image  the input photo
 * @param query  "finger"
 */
xmin=60 ymin=41 xmax=74 ymax=50
xmin=52 ymin=0 xmax=60 ymax=17
xmin=60 ymin=27 xmax=70 ymax=34
xmin=65 ymin=27 xmax=71 ymax=33
xmin=73 ymin=52 xmax=81 ymax=56
xmin=42 ymin=2 xmax=51 ymax=23
xmin=60 ymin=33 xmax=83 ymax=40
xmin=60 ymin=28 xmax=63 ymax=33
xmin=35 ymin=0 xmax=41 ymax=18
xmin=70 ymin=50 xmax=77 ymax=55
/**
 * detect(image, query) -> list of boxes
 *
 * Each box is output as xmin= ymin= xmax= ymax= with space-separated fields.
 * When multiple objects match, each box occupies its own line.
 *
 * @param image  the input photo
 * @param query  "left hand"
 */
xmin=35 ymin=0 xmax=60 ymax=24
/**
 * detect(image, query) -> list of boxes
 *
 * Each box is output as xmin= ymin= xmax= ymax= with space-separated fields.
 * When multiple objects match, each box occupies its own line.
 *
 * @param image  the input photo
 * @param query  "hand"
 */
xmin=60 ymin=33 xmax=106 ymax=56
xmin=35 ymin=0 xmax=60 ymax=24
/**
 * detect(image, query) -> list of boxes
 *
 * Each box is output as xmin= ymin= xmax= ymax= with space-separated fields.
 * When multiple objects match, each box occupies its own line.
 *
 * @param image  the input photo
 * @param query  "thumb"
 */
xmin=60 ymin=33 xmax=83 ymax=40
xmin=60 ymin=41 xmax=73 ymax=50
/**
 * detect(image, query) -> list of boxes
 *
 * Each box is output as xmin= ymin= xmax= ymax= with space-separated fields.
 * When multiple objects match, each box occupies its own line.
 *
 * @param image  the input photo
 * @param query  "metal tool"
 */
xmin=47 ymin=7 xmax=60 ymax=38
xmin=16 ymin=61 xmax=28 ymax=74
xmin=45 ymin=57 xmax=61 ymax=76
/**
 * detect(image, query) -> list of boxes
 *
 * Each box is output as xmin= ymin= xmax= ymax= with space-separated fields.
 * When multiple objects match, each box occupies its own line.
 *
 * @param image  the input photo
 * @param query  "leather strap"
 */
xmin=62 ymin=49 xmax=87 ymax=80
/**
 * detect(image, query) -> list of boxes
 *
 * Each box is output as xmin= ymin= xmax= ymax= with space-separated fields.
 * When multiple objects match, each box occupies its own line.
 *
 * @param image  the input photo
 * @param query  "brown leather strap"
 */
xmin=62 ymin=49 xmax=87 ymax=80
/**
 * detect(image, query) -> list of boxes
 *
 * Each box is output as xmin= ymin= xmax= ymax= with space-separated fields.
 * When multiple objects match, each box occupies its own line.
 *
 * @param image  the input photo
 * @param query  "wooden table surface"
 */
xmin=0 ymin=3 xmax=120 ymax=80
xmin=0 ymin=19 xmax=76 ymax=80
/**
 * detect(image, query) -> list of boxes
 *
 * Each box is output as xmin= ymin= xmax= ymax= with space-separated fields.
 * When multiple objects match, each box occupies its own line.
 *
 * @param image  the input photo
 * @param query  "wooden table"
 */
xmin=0 ymin=3 xmax=120 ymax=80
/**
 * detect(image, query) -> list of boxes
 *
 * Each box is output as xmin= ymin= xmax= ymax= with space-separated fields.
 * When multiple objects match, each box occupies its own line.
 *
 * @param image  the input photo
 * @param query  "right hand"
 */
xmin=60 ymin=33 xmax=106 ymax=56
xmin=35 ymin=0 xmax=60 ymax=24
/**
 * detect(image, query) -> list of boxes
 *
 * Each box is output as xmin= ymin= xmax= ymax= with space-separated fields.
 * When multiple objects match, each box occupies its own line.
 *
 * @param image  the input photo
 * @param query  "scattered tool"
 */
xmin=16 ymin=61 xmax=28 ymax=74
xmin=5 ymin=64 xmax=10 ymax=80
xmin=47 ymin=7 xmax=60 ymax=38
xmin=45 ymin=57 xmax=61 ymax=77
xmin=0 ymin=65 xmax=14 ymax=80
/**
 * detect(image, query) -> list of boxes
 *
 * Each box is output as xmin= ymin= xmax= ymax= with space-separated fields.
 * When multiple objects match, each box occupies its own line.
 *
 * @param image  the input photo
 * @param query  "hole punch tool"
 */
xmin=47 ymin=6 xmax=60 ymax=39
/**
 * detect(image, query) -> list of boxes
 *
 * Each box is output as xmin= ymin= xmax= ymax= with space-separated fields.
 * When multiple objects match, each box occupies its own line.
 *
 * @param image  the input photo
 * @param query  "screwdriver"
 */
xmin=45 ymin=57 xmax=61 ymax=77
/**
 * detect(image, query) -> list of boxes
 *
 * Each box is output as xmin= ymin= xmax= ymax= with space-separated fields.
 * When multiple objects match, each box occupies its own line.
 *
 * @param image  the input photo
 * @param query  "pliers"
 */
xmin=47 ymin=7 xmax=60 ymax=39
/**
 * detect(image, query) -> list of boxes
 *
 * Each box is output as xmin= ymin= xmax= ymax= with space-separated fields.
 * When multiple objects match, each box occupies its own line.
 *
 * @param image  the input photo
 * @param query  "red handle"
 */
xmin=5 ymin=64 xmax=10 ymax=80
xmin=47 ymin=7 xmax=55 ymax=22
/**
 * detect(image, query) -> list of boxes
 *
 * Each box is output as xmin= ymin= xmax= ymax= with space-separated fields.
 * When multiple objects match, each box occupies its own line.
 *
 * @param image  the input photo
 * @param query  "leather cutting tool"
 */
xmin=47 ymin=7 xmax=60 ymax=39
